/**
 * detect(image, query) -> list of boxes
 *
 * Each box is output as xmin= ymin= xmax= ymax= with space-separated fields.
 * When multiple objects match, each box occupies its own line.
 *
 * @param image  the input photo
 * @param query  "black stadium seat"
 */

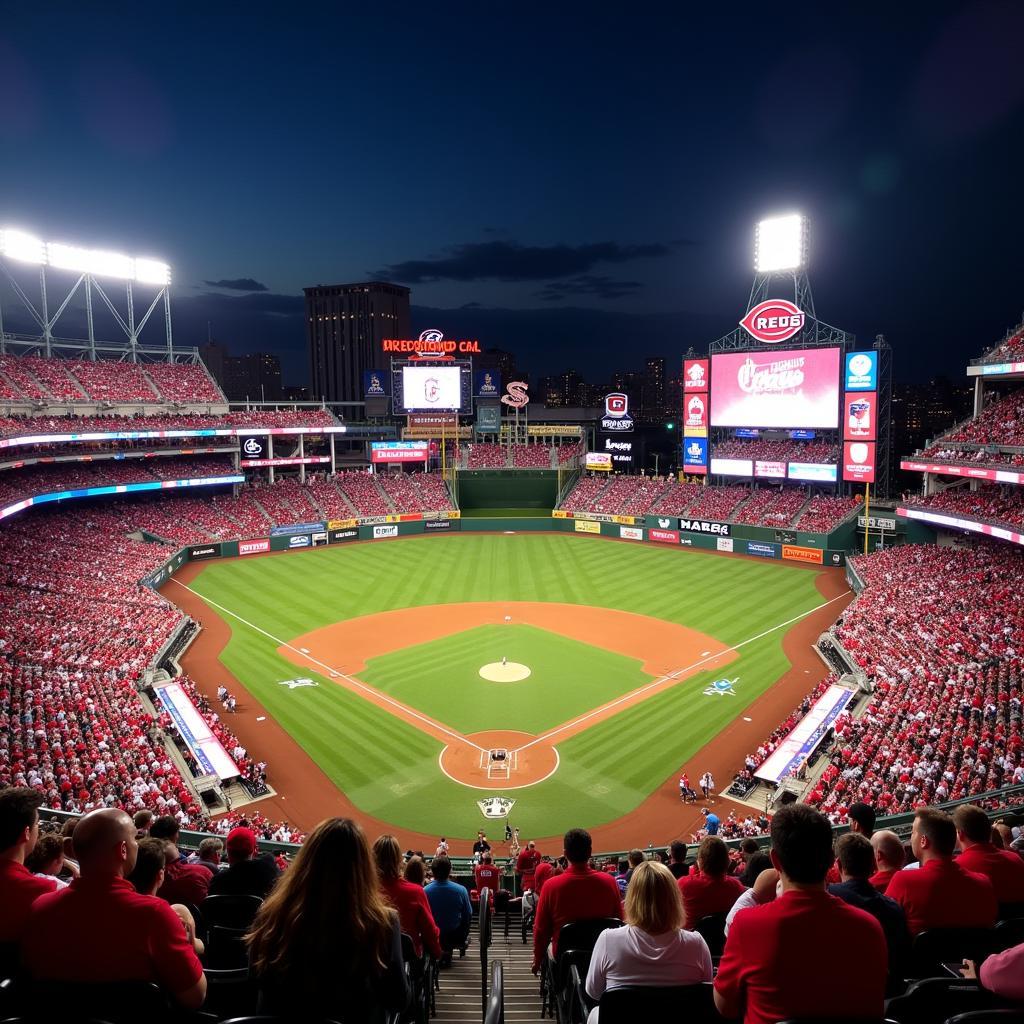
xmin=597 ymin=981 xmax=715 ymax=1024
xmin=201 ymin=894 xmax=263 ymax=929
xmin=885 ymin=977 xmax=1013 ymax=1024
xmin=543 ymin=918 xmax=622 ymax=1021
xmin=23 ymin=980 xmax=168 ymax=1024
xmin=908 ymin=929 xmax=1001 ymax=979
xmin=945 ymin=1013 xmax=1024 ymax=1024
xmin=693 ymin=912 xmax=728 ymax=958
xmin=202 ymin=967 xmax=258 ymax=1019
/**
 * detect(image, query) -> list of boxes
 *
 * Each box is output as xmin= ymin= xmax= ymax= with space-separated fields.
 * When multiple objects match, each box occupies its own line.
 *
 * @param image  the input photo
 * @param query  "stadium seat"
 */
xmin=400 ymin=931 xmax=436 ymax=1024
xmin=945 ymin=1013 xmax=1024 ymax=1024
xmin=995 ymin=918 xmax=1024 ymax=949
xmin=201 ymin=894 xmax=263 ymax=929
xmin=202 ymin=968 xmax=259 ymax=1019
xmin=596 ymin=981 xmax=715 ymax=1024
xmin=542 ymin=918 xmax=622 ymax=1022
xmin=221 ymin=1018 xmax=345 ymax=1024
xmin=23 ymin=980 xmax=168 ymax=1024
xmin=693 ymin=912 xmax=728 ymax=958
xmin=908 ymin=930 xmax=1001 ymax=980
xmin=886 ymin=978 xmax=1009 ymax=1024
xmin=207 ymin=924 xmax=251 ymax=970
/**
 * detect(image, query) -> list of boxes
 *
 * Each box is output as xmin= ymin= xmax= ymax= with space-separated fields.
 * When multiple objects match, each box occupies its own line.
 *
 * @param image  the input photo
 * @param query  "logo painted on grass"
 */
xmin=279 ymin=678 xmax=318 ymax=690
xmin=703 ymin=677 xmax=738 ymax=697
xmin=477 ymin=796 xmax=515 ymax=819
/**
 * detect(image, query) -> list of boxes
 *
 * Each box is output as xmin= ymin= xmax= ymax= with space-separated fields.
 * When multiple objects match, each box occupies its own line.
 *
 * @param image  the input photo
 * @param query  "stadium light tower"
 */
xmin=748 ymin=212 xmax=814 ymax=318
xmin=0 ymin=226 xmax=174 ymax=361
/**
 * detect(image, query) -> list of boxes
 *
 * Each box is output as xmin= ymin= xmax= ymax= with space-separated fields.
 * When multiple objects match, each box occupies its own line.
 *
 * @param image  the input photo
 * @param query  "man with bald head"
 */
xmin=869 ymin=831 xmax=905 ymax=894
xmin=21 ymin=808 xmax=206 ymax=1010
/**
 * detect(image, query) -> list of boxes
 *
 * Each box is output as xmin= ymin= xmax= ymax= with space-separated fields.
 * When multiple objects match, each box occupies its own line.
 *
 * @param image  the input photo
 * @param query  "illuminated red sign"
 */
xmin=684 ymin=393 xmax=708 ymax=429
xmin=844 ymin=392 xmax=877 ymax=441
xmin=683 ymin=359 xmax=709 ymax=392
xmin=382 ymin=336 xmax=481 ymax=359
xmin=739 ymin=299 xmax=806 ymax=344
xmin=843 ymin=441 xmax=876 ymax=483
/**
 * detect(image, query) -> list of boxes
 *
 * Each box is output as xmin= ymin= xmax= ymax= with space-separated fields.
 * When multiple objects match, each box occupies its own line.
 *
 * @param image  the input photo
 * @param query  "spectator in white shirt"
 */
xmin=725 ymin=868 xmax=780 ymax=936
xmin=585 ymin=860 xmax=712 ymax=1022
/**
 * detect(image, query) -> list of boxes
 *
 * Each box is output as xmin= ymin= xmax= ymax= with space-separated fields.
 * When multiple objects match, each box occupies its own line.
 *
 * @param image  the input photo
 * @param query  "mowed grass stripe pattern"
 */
xmin=188 ymin=535 xmax=828 ymax=837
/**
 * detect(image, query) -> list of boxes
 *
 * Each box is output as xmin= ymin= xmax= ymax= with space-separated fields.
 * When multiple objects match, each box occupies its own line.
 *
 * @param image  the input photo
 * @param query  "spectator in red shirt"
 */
xmin=128 ymin=838 xmax=205 ymax=957
xmin=826 ymin=802 xmax=876 ymax=884
xmin=886 ymin=808 xmax=998 ymax=935
xmin=149 ymin=815 xmax=210 ymax=907
xmin=474 ymin=852 xmax=501 ymax=894
xmin=0 ymin=788 xmax=58 ymax=948
xmin=534 ymin=858 xmax=555 ymax=895
xmin=953 ymin=804 xmax=1024 ymax=908
xmin=517 ymin=841 xmax=542 ymax=891
xmin=532 ymin=828 xmax=622 ymax=973
xmin=373 ymin=834 xmax=442 ymax=959
xmin=714 ymin=804 xmax=887 ymax=1024
xmin=678 ymin=836 xmax=746 ymax=930
xmin=869 ymin=830 xmax=905 ymax=893
xmin=21 ymin=808 xmax=206 ymax=1010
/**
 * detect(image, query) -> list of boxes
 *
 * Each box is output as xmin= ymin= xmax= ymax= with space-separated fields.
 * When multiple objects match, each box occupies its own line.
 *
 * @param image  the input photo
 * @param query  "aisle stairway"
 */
xmin=435 ymin=908 xmax=545 ymax=1024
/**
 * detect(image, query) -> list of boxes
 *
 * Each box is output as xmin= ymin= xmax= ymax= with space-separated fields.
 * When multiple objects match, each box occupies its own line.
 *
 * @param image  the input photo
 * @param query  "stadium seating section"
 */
xmin=905 ymin=486 xmax=1024 ymax=528
xmin=712 ymin=437 xmax=838 ymax=463
xmin=939 ymin=389 xmax=1024 ymax=446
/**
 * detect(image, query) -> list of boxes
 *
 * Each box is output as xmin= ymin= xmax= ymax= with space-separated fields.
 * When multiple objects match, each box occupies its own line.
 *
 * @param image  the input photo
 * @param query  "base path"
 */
xmin=165 ymin=559 xmax=852 ymax=855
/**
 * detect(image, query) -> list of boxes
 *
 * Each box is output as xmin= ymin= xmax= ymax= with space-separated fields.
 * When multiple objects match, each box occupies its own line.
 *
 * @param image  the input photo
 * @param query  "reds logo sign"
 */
xmin=739 ymin=299 xmax=806 ymax=344
xmin=501 ymin=381 xmax=530 ymax=409
xmin=424 ymin=377 xmax=441 ymax=403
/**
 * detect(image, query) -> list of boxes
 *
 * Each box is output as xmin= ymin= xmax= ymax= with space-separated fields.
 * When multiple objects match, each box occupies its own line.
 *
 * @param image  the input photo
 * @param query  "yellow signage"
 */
xmin=574 ymin=519 xmax=601 ymax=534
xmin=326 ymin=518 xmax=357 ymax=530
xmin=552 ymin=510 xmax=570 ymax=519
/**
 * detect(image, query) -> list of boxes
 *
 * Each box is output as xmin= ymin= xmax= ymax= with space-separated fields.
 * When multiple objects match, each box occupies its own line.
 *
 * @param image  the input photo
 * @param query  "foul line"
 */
xmin=167 ymin=578 xmax=488 ymax=753
xmin=513 ymin=591 xmax=851 ymax=754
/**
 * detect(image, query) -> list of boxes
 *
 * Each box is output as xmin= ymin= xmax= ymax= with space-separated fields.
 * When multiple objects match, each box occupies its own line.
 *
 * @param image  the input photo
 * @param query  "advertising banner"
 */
xmin=746 ymin=541 xmax=779 ymax=558
xmin=241 ymin=456 xmax=331 ymax=468
xmin=327 ymin=518 xmax=358 ymax=531
xmin=153 ymin=682 xmax=240 ymax=780
xmin=363 ymin=370 xmax=388 ymax=397
xmin=898 ymin=506 xmax=1024 ymax=548
xmin=788 ymin=462 xmax=838 ymax=484
xmin=754 ymin=460 xmax=787 ymax=479
xmin=476 ymin=405 xmax=501 ymax=433
xmin=782 ymin=544 xmax=824 ymax=565
xmin=843 ymin=441 xmax=876 ymax=483
xmin=620 ymin=526 xmax=644 ymax=541
xmin=600 ymin=393 xmax=634 ymax=432
xmin=474 ymin=370 xmax=501 ymax=398
xmin=288 ymin=535 xmax=311 ymax=548
xmin=858 ymin=515 xmax=897 ymax=530
xmin=239 ymin=538 xmax=270 ymax=556
xmin=585 ymin=452 xmax=613 ymax=471
xmin=682 ymin=437 xmax=708 ymax=475
xmin=844 ymin=351 xmax=878 ymax=392
xmin=684 ymin=393 xmax=708 ymax=431
xmin=599 ymin=435 xmax=634 ymax=468
xmin=329 ymin=527 xmax=359 ymax=542
xmin=574 ymin=519 xmax=601 ymax=534
xmin=407 ymin=413 xmax=458 ymax=431
xmin=710 ymin=347 xmax=841 ymax=429
xmin=239 ymin=434 xmax=268 ymax=460
xmin=717 ymin=537 xmax=734 ymax=552
xmin=679 ymin=517 xmax=730 ymax=536
xmin=187 ymin=544 xmax=221 ymax=561
xmin=371 ymin=441 xmax=429 ymax=464
xmin=683 ymin=359 xmax=710 ymax=392
xmin=552 ymin=510 xmax=571 ymax=519
xmin=844 ymin=392 xmax=877 ymax=441
xmin=899 ymin=460 xmax=1024 ymax=485
xmin=650 ymin=528 xmax=680 ymax=544
xmin=425 ymin=518 xmax=459 ymax=531
xmin=373 ymin=524 xmax=399 ymax=539
xmin=710 ymin=457 xmax=753 ymax=477
xmin=270 ymin=521 xmax=325 ymax=537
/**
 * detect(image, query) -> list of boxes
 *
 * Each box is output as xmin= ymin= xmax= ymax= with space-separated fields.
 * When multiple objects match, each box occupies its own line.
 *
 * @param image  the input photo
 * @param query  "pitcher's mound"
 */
xmin=479 ymin=662 xmax=531 ymax=682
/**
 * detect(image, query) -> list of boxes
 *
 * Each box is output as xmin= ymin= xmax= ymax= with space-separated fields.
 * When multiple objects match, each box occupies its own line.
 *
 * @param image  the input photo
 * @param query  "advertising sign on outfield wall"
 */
xmin=187 ymin=544 xmax=221 ymax=561
xmin=575 ymin=519 xmax=601 ymax=534
xmin=746 ymin=541 xmax=779 ymax=558
xmin=782 ymin=544 xmax=824 ymax=565
xmin=717 ymin=537 xmax=734 ymax=552
xmin=288 ymin=535 xmax=311 ymax=548
xmin=271 ymin=521 xmax=325 ymax=537
xmin=327 ymin=518 xmax=358 ymax=531
xmin=424 ymin=518 xmax=459 ymax=531
xmin=373 ymin=524 xmax=399 ymax=539
xmin=239 ymin=538 xmax=270 ymax=556
xmin=679 ymin=518 xmax=730 ymax=536
xmin=649 ymin=528 xmax=680 ymax=544
xmin=620 ymin=526 xmax=644 ymax=541
xmin=329 ymin=528 xmax=359 ymax=542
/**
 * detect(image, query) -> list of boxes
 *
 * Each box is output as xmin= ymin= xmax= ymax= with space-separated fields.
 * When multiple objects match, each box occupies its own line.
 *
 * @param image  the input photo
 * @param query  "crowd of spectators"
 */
xmin=465 ymin=442 xmax=508 ymax=468
xmin=712 ymin=438 xmax=838 ymax=464
xmin=904 ymin=485 xmax=1024 ymax=528
xmin=975 ymin=320 xmax=1024 ymax=365
xmin=732 ymin=486 xmax=808 ymax=527
xmin=0 ymin=354 xmax=226 ymax=405
xmin=941 ymin=389 xmax=1024 ymax=446
xmin=920 ymin=444 xmax=1024 ymax=471
xmin=794 ymin=493 xmax=859 ymax=532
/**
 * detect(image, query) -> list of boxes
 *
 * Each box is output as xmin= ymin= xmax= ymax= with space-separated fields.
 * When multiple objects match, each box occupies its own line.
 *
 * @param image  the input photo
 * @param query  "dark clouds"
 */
xmin=202 ymin=278 xmax=268 ymax=292
xmin=536 ymin=275 xmax=644 ymax=302
xmin=372 ymin=239 xmax=680 ymax=285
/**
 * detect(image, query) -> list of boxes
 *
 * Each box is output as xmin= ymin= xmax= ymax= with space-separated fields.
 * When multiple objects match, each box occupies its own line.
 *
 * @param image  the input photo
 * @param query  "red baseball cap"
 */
xmin=225 ymin=826 xmax=257 ymax=857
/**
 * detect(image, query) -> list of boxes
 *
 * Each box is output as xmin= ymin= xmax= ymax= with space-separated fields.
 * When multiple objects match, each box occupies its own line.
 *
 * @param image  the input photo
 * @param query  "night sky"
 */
xmin=1 ymin=2 xmax=1022 ymax=386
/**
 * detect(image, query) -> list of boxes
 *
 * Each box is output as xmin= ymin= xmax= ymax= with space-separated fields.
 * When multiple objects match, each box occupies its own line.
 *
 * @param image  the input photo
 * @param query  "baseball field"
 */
xmin=166 ymin=533 xmax=849 ymax=848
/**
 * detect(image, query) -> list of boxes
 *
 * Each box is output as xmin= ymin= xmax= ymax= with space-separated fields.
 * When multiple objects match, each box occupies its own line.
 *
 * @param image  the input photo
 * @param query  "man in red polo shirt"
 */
xmin=679 ymin=835 xmax=745 ymax=930
xmin=0 ymin=788 xmax=58 ymax=946
xmin=953 ymin=803 xmax=1024 ymax=908
xmin=21 ymin=808 xmax=206 ymax=1010
xmin=532 ymin=829 xmax=622 ymax=973
xmin=517 ymin=841 xmax=542 ymax=891
xmin=474 ymin=851 xmax=501 ymax=894
xmin=886 ymin=807 xmax=998 ymax=935
xmin=869 ymin=830 xmax=905 ymax=893
xmin=149 ymin=815 xmax=210 ymax=906
xmin=714 ymin=804 xmax=887 ymax=1024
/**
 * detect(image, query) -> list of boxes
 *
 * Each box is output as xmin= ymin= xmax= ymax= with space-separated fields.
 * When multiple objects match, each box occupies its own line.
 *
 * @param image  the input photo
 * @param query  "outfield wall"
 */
xmin=456 ymin=469 xmax=559 ymax=510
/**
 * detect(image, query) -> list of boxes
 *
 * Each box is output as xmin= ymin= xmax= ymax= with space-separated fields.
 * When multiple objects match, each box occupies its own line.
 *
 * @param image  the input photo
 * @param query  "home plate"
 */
xmin=479 ymin=662 xmax=531 ymax=682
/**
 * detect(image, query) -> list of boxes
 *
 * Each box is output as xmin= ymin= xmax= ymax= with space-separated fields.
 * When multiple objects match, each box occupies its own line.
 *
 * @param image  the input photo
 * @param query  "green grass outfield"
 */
xmin=186 ymin=533 xmax=829 ymax=837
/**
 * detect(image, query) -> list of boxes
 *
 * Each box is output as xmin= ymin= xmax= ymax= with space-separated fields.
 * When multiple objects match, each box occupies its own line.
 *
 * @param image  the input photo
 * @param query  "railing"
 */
xmin=484 ymin=959 xmax=504 ymax=1024
xmin=479 ymin=886 xmax=492 ymax=1015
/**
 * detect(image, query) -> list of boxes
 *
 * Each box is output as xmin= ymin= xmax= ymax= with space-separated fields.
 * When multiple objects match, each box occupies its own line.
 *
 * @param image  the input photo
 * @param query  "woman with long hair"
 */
xmin=586 ymin=860 xmax=713 ymax=1021
xmin=374 ymin=834 xmax=443 ymax=960
xmin=247 ymin=818 xmax=409 ymax=1022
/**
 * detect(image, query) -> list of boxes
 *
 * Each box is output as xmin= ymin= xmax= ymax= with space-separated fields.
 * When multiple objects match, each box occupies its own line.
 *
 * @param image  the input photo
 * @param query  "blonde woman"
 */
xmin=585 ymin=860 xmax=713 ymax=1021
xmin=247 ymin=818 xmax=409 ymax=1024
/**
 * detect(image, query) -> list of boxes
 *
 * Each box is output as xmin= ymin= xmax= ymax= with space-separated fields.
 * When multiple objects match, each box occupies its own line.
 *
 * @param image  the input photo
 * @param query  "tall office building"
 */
xmin=305 ymin=281 xmax=411 ymax=404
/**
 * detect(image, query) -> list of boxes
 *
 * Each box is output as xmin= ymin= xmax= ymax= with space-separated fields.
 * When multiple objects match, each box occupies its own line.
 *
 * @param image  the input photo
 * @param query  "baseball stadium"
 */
xmin=2 ymin=210 xmax=1024 ymax=1024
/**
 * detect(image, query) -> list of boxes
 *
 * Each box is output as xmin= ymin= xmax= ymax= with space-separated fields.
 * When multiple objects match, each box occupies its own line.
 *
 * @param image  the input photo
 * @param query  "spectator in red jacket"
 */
xmin=887 ymin=808 xmax=998 ymax=935
xmin=517 ymin=841 xmax=542 ymax=891
xmin=714 ymin=804 xmax=887 ymax=1024
xmin=373 ymin=835 xmax=442 ymax=959
xmin=532 ymin=828 xmax=622 ymax=973
xmin=869 ymin=831 xmax=905 ymax=894
xmin=0 ymin=788 xmax=57 ymax=946
xmin=953 ymin=804 xmax=1024 ymax=907
xmin=678 ymin=836 xmax=745 ymax=930
xmin=474 ymin=852 xmax=501 ymax=894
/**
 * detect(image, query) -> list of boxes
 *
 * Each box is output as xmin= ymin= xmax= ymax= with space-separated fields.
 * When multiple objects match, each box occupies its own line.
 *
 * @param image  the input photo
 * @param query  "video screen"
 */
xmin=400 ymin=366 xmax=464 ymax=412
xmin=710 ymin=347 xmax=840 ymax=429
